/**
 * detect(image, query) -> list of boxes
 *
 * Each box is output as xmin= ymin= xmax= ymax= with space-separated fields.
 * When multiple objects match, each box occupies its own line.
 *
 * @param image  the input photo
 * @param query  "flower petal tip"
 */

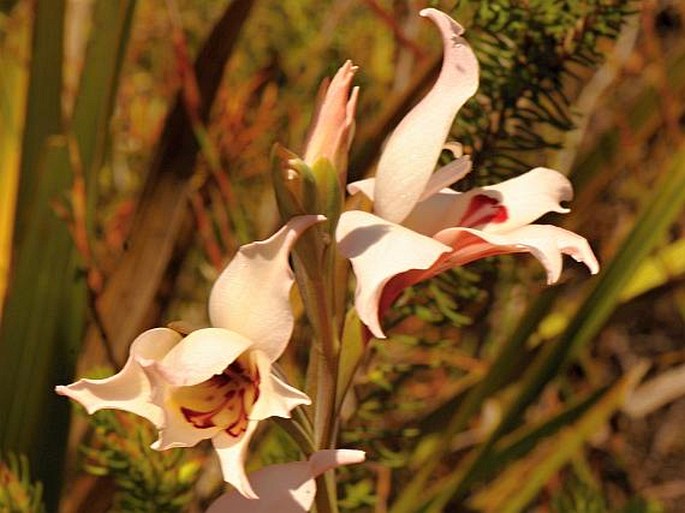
xmin=419 ymin=8 xmax=465 ymax=36
xmin=309 ymin=449 xmax=366 ymax=477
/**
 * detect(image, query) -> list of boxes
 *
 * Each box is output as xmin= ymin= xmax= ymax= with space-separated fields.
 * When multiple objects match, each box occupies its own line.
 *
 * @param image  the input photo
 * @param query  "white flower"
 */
xmin=57 ymin=216 xmax=324 ymax=498
xmin=336 ymin=9 xmax=599 ymax=339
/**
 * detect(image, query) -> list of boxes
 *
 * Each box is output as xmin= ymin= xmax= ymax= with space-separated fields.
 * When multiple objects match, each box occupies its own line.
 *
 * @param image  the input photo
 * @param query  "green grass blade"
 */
xmin=13 ymin=0 xmax=65 ymax=247
xmin=71 ymin=0 xmax=136 ymax=209
xmin=0 ymin=137 xmax=86 ymax=509
xmin=0 ymin=6 xmax=29 ymax=315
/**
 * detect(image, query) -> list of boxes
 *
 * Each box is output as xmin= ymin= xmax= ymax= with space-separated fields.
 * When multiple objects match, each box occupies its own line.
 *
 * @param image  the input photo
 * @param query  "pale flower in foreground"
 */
xmin=56 ymin=216 xmax=323 ymax=498
xmin=336 ymin=8 xmax=599 ymax=339
xmin=206 ymin=449 xmax=366 ymax=513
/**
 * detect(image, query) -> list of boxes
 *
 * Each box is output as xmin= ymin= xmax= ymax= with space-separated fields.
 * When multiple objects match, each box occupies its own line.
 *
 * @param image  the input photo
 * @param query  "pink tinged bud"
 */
xmin=303 ymin=60 xmax=360 ymax=185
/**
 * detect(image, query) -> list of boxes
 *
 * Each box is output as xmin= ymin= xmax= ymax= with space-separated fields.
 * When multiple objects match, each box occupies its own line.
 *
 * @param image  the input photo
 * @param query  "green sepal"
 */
xmin=309 ymin=156 xmax=343 ymax=230
xmin=271 ymin=143 xmax=319 ymax=220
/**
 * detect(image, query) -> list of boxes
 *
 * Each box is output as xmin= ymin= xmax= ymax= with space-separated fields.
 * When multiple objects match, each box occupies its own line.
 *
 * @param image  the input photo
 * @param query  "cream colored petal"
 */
xmin=55 ymin=328 xmax=181 ymax=427
xmin=374 ymin=8 xmax=479 ymax=223
xmin=212 ymin=422 xmax=259 ymax=499
xmin=209 ymin=215 xmax=324 ymax=361
xmin=348 ymin=156 xmax=471 ymax=204
xmin=205 ymin=450 xmax=365 ymax=513
xmin=347 ymin=177 xmax=375 ymax=199
xmin=403 ymin=167 xmax=574 ymax=236
xmin=151 ymin=399 xmax=222 ymax=450
xmin=153 ymin=327 xmax=253 ymax=387
xmin=418 ymin=156 xmax=472 ymax=201
xmin=336 ymin=210 xmax=451 ymax=338
xmin=434 ymin=224 xmax=600 ymax=284
xmin=250 ymin=351 xmax=311 ymax=421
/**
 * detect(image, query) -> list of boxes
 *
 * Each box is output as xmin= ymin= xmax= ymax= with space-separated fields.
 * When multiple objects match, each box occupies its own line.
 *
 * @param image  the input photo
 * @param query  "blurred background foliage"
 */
xmin=0 ymin=0 xmax=684 ymax=512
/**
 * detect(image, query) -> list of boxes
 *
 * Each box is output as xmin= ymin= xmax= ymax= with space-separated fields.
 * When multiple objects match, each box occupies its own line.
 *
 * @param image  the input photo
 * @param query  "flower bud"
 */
xmin=303 ymin=60 xmax=359 ymax=188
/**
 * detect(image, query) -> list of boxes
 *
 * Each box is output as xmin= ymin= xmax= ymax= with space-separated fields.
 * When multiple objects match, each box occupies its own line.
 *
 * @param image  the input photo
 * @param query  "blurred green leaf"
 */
xmin=336 ymin=309 xmax=365 ymax=415
xmin=0 ymin=137 xmax=85 ymax=509
xmin=551 ymin=475 xmax=608 ymax=513
xmin=71 ymin=0 xmax=136 ymax=219
xmin=0 ymin=453 xmax=46 ymax=513
xmin=467 ymin=366 xmax=645 ymax=513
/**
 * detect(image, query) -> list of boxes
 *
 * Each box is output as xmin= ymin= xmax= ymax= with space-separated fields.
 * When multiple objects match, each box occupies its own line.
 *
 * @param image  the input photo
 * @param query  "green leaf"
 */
xmin=13 ymin=0 xmax=65 ymax=246
xmin=71 ymin=0 xmax=136 ymax=217
xmin=0 ymin=137 xmax=86 ymax=508
xmin=336 ymin=309 xmax=365 ymax=415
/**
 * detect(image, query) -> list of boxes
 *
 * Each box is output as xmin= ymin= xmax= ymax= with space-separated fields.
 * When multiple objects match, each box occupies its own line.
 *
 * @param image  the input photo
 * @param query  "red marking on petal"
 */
xmin=181 ymin=406 xmax=217 ymax=429
xmin=176 ymin=358 xmax=260 ymax=437
xmin=459 ymin=194 xmax=508 ymax=228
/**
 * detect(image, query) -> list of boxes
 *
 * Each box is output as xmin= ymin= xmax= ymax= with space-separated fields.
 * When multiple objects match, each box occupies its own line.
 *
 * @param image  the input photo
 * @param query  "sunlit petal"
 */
xmin=205 ymin=450 xmax=365 ymax=513
xmin=374 ymin=8 xmax=479 ymax=223
xmin=434 ymin=224 xmax=600 ymax=284
xmin=55 ymin=328 xmax=180 ymax=427
xmin=348 ymin=156 xmax=471 ymax=204
xmin=209 ymin=215 xmax=324 ymax=361
xmin=151 ymin=400 xmax=222 ymax=450
xmin=152 ymin=328 xmax=253 ymax=387
xmin=418 ymin=155 xmax=472 ymax=201
xmin=403 ymin=167 xmax=573 ymax=236
xmin=250 ymin=352 xmax=311 ymax=420
xmin=337 ymin=210 xmax=451 ymax=338
xmin=347 ymin=177 xmax=375 ymax=199
xmin=212 ymin=422 xmax=260 ymax=499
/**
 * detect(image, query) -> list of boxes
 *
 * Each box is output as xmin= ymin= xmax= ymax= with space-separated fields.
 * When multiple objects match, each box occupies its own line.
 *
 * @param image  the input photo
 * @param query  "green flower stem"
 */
xmin=291 ymin=230 xmax=341 ymax=513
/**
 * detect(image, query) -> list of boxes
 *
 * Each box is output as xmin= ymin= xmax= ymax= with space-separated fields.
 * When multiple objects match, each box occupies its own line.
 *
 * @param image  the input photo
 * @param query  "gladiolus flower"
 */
xmin=56 ymin=216 xmax=324 ymax=498
xmin=336 ymin=8 xmax=599 ymax=339
xmin=206 ymin=450 xmax=366 ymax=513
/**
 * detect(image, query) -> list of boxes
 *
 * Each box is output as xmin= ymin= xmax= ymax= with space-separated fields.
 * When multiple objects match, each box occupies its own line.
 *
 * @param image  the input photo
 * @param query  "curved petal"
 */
xmin=374 ymin=8 xmax=479 ymax=223
xmin=308 ymin=449 xmax=366 ymax=476
xmin=209 ymin=215 xmax=325 ymax=361
xmin=250 ymin=352 xmax=311 ymax=421
xmin=434 ymin=224 xmax=600 ymax=284
xmin=55 ymin=328 xmax=181 ymax=427
xmin=212 ymin=422 xmax=260 ymax=499
xmin=347 ymin=155 xmax=471 ymax=203
xmin=151 ymin=398 xmax=223 ymax=450
xmin=205 ymin=450 xmax=365 ymax=513
xmin=336 ymin=210 xmax=451 ymax=338
xmin=153 ymin=327 xmax=253 ymax=387
xmin=347 ymin=177 xmax=375 ymax=199
xmin=403 ymin=167 xmax=573 ymax=236
xmin=418 ymin=155 xmax=472 ymax=201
